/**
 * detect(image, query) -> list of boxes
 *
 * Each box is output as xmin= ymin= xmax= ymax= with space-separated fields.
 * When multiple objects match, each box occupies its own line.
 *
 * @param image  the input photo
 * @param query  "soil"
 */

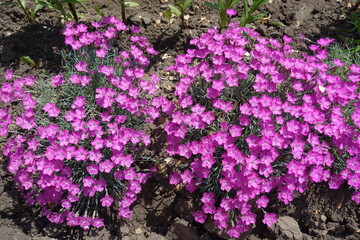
xmin=1 ymin=0 xmax=360 ymax=239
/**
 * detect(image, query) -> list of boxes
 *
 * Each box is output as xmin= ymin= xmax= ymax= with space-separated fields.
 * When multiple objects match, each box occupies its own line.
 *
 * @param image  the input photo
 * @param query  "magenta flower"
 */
xmin=229 ymin=125 xmax=242 ymax=137
xmin=333 ymin=59 xmax=345 ymax=67
xmin=256 ymin=195 xmax=270 ymax=208
xmin=169 ymin=171 xmax=181 ymax=185
xmin=4 ymin=69 xmax=13 ymax=80
xmin=98 ymin=65 xmax=114 ymax=76
xmin=99 ymin=159 xmax=115 ymax=173
xmin=100 ymin=195 xmax=114 ymax=207
xmin=193 ymin=210 xmax=207 ymax=223
xmin=263 ymin=213 xmax=277 ymax=227
xmin=317 ymin=37 xmax=335 ymax=46
xmin=226 ymin=9 xmax=237 ymax=16
xmin=75 ymin=61 xmax=88 ymax=72
xmin=43 ymin=103 xmax=61 ymax=117
xmin=351 ymin=192 xmax=360 ymax=204
xmin=86 ymin=164 xmax=99 ymax=175
xmin=83 ymin=176 xmax=95 ymax=187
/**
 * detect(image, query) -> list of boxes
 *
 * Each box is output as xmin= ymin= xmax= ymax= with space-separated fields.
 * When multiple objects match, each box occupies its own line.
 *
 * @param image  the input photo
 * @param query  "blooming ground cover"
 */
xmin=0 ymin=0 xmax=360 ymax=239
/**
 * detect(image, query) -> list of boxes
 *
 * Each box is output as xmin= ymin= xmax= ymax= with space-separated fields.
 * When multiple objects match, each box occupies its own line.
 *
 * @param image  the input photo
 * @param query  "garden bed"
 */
xmin=0 ymin=0 xmax=360 ymax=239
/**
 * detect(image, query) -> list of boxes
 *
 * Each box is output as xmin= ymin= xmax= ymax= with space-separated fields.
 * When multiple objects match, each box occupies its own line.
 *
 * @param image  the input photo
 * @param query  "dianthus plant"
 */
xmin=0 ymin=16 xmax=161 ymax=230
xmin=166 ymin=23 xmax=360 ymax=238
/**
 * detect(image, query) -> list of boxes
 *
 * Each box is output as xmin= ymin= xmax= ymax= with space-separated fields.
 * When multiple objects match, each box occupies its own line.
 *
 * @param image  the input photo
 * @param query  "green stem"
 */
xmin=18 ymin=0 xmax=34 ymax=23
xmin=119 ymin=0 xmax=126 ymax=22
xmin=68 ymin=3 xmax=79 ymax=22
xmin=52 ymin=0 xmax=68 ymax=21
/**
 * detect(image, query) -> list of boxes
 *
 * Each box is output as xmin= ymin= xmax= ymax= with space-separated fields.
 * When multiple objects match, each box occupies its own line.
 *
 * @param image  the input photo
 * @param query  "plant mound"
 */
xmin=165 ymin=24 xmax=360 ymax=237
xmin=0 ymin=16 xmax=160 ymax=229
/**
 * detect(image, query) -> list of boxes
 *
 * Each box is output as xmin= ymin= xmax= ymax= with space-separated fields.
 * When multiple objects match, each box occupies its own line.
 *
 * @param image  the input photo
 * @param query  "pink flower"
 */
xmin=201 ymin=192 xmax=215 ymax=205
xmin=75 ymin=61 xmax=88 ymax=72
xmin=43 ymin=103 xmax=61 ymax=117
xmin=99 ymin=159 xmax=115 ymax=173
xmin=98 ymin=65 xmax=114 ymax=76
xmin=61 ymin=199 xmax=72 ymax=209
xmin=169 ymin=171 xmax=181 ymax=185
xmin=96 ymin=48 xmax=108 ymax=58
xmin=5 ymin=69 xmax=13 ymax=80
xmin=180 ymin=169 xmax=194 ymax=185
xmin=227 ymin=226 xmax=240 ymax=238
xmin=226 ymin=9 xmax=237 ymax=16
xmin=229 ymin=125 xmax=242 ymax=137
xmin=317 ymin=37 xmax=335 ymax=46
xmin=71 ymin=96 xmax=86 ymax=109
xmin=69 ymin=73 xmax=81 ymax=84
xmin=83 ymin=176 xmax=95 ymax=187
xmin=263 ymin=213 xmax=277 ymax=227
xmin=333 ymin=59 xmax=344 ymax=67
xmin=100 ymin=195 xmax=114 ymax=207
xmin=282 ymin=35 xmax=292 ymax=43
xmin=351 ymin=192 xmax=360 ymax=204
xmin=92 ymin=218 xmax=104 ymax=228
xmin=123 ymin=168 xmax=136 ymax=180
xmin=256 ymin=195 xmax=270 ymax=208
xmin=86 ymin=164 xmax=99 ymax=175
xmin=193 ymin=210 xmax=207 ymax=223
xmin=79 ymin=75 xmax=91 ymax=86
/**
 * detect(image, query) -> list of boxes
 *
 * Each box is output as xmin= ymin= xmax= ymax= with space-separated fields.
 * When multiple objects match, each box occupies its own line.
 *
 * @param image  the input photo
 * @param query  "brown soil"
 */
xmin=0 ymin=0 xmax=359 ymax=239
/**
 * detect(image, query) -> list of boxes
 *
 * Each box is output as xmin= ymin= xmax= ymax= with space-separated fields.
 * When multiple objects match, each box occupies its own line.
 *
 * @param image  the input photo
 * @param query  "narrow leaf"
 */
xmin=164 ymin=8 xmax=172 ymax=20
xmin=243 ymin=0 xmax=249 ymax=19
xmin=183 ymin=0 xmax=192 ymax=10
xmin=168 ymin=4 xmax=181 ymax=17
xmin=34 ymin=3 xmax=43 ymax=13
xmin=250 ymin=12 xmax=268 ymax=22
xmin=37 ymin=1 xmax=55 ymax=9
xmin=93 ymin=3 xmax=104 ymax=17
xmin=229 ymin=0 xmax=241 ymax=8
xmin=204 ymin=2 xmax=220 ymax=10
xmin=250 ymin=0 xmax=269 ymax=13
xmin=0 ymin=2 xmax=16 ymax=6
xmin=20 ymin=56 xmax=35 ymax=66
xmin=18 ymin=0 xmax=26 ymax=8
xmin=124 ymin=1 xmax=139 ymax=7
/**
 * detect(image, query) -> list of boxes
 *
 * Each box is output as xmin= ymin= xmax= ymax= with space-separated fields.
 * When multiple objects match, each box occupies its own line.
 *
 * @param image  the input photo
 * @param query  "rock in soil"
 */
xmin=165 ymin=218 xmax=199 ymax=240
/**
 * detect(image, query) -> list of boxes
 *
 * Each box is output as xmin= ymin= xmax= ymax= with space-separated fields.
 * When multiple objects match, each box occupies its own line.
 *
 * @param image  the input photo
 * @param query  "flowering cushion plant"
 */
xmin=0 ymin=16 xmax=160 ymax=229
xmin=166 ymin=23 xmax=360 ymax=237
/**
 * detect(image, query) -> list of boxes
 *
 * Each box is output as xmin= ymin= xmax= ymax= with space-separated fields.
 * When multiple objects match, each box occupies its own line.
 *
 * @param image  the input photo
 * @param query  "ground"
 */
xmin=0 ymin=0 xmax=360 ymax=239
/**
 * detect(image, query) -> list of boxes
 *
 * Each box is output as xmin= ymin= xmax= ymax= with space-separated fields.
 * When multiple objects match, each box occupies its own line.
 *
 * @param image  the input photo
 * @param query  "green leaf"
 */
xmin=183 ymin=0 xmax=192 ymax=9
xmin=229 ymin=0 xmax=241 ymax=8
xmin=93 ymin=3 xmax=104 ymax=17
xmin=20 ymin=56 xmax=35 ymax=66
xmin=344 ymin=45 xmax=360 ymax=53
xmin=219 ymin=0 xmax=225 ymax=10
xmin=339 ymin=36 xmax=360 ymax=44
xmin=239 ymin=0 xmax=249 ymax=26
xmin=164 ymin=8 xmax=172 ymax=20
xmin=0 ymin=2 xmax=16 ymax=6
xmin=37 ymin=1 xmax=55 ymax=9
xmin=62 ymin=0 xmax=85 ymax=3
xmin=124 ymin=1 xmax=139 ymax=7
xmin=249 ymin=12 xmax=267 ymax=22
xmin=250 ymin=0 xmax=269 ymax=13
xmin=168 ymin=4 xmax=181 ymax=17
xmin=33 ymin=3 xmax=44 ymax=13
xmin=18 ymin=0 xmax=26 ymax=8
xmin=204 ymin=2 xmax=220 ymax=10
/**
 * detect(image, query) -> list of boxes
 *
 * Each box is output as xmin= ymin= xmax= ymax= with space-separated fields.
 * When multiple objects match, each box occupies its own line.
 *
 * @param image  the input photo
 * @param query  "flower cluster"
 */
xmin=166 ymin=24 xmax=360 ymax=238
xmin=0 ymin=17 xmax=160 ymax=229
